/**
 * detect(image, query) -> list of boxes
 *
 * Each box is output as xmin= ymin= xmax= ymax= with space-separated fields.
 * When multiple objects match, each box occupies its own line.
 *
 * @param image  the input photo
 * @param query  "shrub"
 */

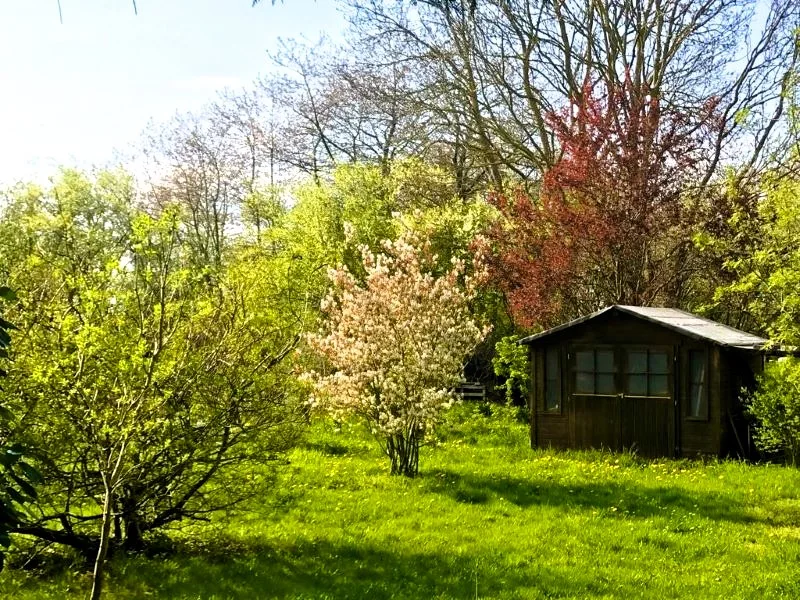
xmin=747 ymin=358 xmax=800 ymax=465
xmin=492 ymin=335 xmax=529 ymax=404
xmin=306 ymin=231 xmax=489 ymax=477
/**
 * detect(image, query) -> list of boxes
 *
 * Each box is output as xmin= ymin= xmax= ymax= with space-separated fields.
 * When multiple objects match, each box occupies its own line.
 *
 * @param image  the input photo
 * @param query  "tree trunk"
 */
xmin=123 ymin=516 xmax=144 ymax=552
xmin=387 ymin=430 xmax=420 ymax=477
xmin=90 ymin=482 xmax=114 ymax=600
xmin=11 ymin=525 xmax=97 ymax=560
xmin=91 ymin=444 xmax=126 ymax=600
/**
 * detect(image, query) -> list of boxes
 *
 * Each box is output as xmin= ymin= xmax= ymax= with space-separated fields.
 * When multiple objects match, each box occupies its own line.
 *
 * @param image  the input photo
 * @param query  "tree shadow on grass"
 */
xmin=421 ymin=469 xmax=760 ymax=525
xmin=111 ymin=539 xmax=582 ymax=600
xmin=301 ymin=441 xmax=352 ymax=456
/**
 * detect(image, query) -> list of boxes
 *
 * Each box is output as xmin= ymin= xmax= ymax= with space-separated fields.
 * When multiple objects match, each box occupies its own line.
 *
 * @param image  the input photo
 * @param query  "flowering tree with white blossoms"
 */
xmin=306 ymin=231 xmax=489 ymax=476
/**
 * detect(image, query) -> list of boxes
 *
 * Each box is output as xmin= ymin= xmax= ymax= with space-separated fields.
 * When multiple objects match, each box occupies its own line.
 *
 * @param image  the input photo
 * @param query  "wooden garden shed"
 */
xmin=522 ymin=305 xmax=772 ymax=458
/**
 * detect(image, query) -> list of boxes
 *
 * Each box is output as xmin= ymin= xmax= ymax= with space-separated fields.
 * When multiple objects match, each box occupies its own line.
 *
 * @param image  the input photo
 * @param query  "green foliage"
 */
xmin=492 ymin=335 xmax=529 ymax=403
xmin=275 ymin=160 xmax=502 ymax=354
xmin=707 ymin=174 xmax=800 ymax=463
xmin=266 ymin=162 xmax=403 ymax=313
xmin=0 ymin=287 xmax=41 ymax=572
xmin=708 ymin=174 xmax=800 ymax=344
xmin=241 ymin=187 xmax=285 ymax=242
xmin=0 ymin=157 xmax=497 ymax=563
xmin=394 ymin=191 xmax=496 ymax=272
xmin=280 ymin=159 xmax=494 ymax=283
xmin=747 ymin=358 xmax=800 ymax=465
xmin=3 ymin=410 xmax=800 ymax=598
xmin=0 ymin=169 xmax=305 ymax=556
xmin=0 ymin=288 xmax=15 ymax=373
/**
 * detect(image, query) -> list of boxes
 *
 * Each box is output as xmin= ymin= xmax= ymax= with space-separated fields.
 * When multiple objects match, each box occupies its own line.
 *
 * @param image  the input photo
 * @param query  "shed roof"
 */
xmin=519 ymin=305 xmax=770 ymax=351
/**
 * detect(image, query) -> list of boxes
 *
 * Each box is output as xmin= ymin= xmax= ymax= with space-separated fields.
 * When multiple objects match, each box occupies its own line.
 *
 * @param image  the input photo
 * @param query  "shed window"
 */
xmin=625 ymin=350 xmax=670 ymax=397
xmin=574 ymin=349 xmax=615 ymax=395
xmin=688 ymin=350 xmax=708 ymax=419
xmin=544 ymin=348 xmax=561 ymax=411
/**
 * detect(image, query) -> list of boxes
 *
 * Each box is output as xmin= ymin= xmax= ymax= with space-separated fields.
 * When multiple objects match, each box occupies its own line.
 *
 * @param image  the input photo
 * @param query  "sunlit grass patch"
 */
xmin=2 ymin=403 xmax=800 ymax=599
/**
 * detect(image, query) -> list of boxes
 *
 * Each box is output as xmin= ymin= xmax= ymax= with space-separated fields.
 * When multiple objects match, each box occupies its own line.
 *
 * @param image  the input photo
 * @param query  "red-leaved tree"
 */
xmin=487 ymin=77 xmax=721 ymax=328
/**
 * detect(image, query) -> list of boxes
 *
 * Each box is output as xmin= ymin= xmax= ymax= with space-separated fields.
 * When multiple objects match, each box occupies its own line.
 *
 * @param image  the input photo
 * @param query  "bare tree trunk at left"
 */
xmin=91 ymin=445 xmax=126 ymax=600
xmin=90 ymin=478 xmax=114 ymax=600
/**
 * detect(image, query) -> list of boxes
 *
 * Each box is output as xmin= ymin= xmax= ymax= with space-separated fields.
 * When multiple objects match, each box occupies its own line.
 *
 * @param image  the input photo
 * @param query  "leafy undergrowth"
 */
xmin=2 ymin=404 xmax=800 ymax=599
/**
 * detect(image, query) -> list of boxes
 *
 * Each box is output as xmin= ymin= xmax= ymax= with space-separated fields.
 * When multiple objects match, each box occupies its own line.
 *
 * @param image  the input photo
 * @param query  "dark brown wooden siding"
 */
xmin=679 ymin=343 xmax=719 ymax=456
xmin=528 ymin=310 xmax=763 ymax=458
xmin=530 ymin=347 xmax=570 ymax=449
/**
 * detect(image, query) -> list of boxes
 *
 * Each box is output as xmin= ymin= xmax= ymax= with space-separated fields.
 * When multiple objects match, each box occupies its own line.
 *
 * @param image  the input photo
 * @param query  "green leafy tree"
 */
xmin=281 ymin=160 xmax=508 ymax=388
xmin=706 ymin=174 xmax=800 ymax=343
xmin=0 ymin=170 xmax=305 ymax=568
xmin=708 ymin=174 xmax=800 ymax=463
xmin=276 ymin=160 xmax=493 ymax=304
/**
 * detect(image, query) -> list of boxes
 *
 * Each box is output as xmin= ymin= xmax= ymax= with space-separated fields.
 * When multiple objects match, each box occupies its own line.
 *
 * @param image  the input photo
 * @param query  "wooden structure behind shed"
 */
xmin=522 ymin=306 xmax=772 ymax=458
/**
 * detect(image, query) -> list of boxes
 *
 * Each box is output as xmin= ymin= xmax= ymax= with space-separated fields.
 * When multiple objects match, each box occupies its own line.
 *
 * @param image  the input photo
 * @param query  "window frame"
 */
xmin=622 ymin=346 xmax=672 ymax=399
xmin=570 ymin=345 xmax=618 ymax=398
xmin=684 ymin=347 xmax=710 ymax=421
xmin=540 ymin=346 xmax=563 ymax=414
xmin=537 ymin=345 xmax=565 ymax=416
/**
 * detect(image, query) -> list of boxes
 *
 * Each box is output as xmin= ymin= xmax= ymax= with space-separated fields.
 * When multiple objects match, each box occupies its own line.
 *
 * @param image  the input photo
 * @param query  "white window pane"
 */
xmin=690 ymin=350 xmax=706 ymax=385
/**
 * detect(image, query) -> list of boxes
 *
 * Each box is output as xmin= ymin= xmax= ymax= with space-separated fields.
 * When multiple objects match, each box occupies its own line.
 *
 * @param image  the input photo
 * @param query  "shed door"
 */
xmin=619 ymin=348 xmax=674 ymax=457
xmin=569 ymin=346 xmax=675 ymax=457
xmin=570 ymin=348 xmax=620 ymax=451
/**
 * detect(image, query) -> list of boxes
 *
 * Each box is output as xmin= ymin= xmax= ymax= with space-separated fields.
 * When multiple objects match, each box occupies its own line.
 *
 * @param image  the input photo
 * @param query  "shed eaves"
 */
xmin=519 ymin=305 xmax=770 ymax=350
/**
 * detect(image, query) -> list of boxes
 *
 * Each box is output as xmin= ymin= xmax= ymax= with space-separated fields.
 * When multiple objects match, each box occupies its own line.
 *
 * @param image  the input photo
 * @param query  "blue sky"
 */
xmin=0 ymin=0 xmax=345 ymax=184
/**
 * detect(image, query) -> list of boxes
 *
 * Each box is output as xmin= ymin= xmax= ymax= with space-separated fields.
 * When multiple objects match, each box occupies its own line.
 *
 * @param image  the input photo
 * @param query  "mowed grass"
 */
xmin=2 ymin=404 xmax=800 ymax=599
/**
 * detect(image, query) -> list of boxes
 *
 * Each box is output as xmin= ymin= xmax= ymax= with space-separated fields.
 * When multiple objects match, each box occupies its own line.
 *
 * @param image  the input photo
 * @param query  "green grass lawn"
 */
xmin=2 ymin=404 xmax=800 ymax=599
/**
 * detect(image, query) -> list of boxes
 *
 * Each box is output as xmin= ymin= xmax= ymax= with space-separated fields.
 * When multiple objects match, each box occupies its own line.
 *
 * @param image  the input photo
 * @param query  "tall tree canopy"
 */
xmin=346 ymin=0 xmax=799 ymax=190
xmin=485 ymin=76 xmax=719 ymax=326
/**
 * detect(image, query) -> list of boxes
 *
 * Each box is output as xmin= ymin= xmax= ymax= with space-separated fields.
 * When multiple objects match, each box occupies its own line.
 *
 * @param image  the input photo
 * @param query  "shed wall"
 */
xmin=528 ymin=311 xmax=759 ymax=457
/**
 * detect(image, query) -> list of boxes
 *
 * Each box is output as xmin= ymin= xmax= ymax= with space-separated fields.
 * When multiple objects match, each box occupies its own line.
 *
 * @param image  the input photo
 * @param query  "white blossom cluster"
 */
xmin=306 ymin=231 xmax=490 ymax=439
